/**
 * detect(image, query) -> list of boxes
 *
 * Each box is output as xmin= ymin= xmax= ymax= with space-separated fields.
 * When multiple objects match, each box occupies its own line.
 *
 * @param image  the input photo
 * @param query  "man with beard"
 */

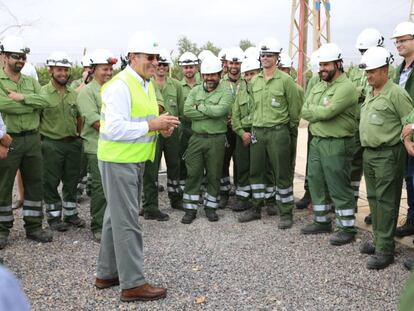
xmin=219 ymin=46 xmax=244 ymax=209
xmin=181 ymin=55 xmax=232 ymax=224
xmin=77 ymin=49 xmax=117 ymax=242
xmin=238 ymin=38 xmax=303 ymax=229
xmin=301 ymin=43 xmax=358 ymax=246
xmin=143 ymin=49 xmax=183 ymax=220
xmin=0 ymin=36 xmax=53 ymax=249
xmin=178 ymin=51 xmax=201 ymax=190
xmin=40 ymin=52 xmax=85 ymax=231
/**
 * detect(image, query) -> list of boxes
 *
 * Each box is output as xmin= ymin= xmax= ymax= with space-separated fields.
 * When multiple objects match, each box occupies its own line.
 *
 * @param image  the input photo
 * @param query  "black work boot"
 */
xmin=0 ymin=234 xmax=8 ymax=250
xmin=26 ymin=228 xmax=53 ymax=243
xmin=404 ymin=258 xmax=414 ymax=271
xmin=238 ymin=207 xmax=261 ymax=223
xmin=49 ymin=220 xmax=69 ymax=232
xmin=301 ymin=222 xmax=332 ymax=235
xmin=329 ymin=231 xmax=355 ymax=246
xmin=205 ymin=208 xmax=219 ymax=222
xmin=218 ymin=195 xmax=229 ymax=209
xmin=366 ymin=253 xmax=394 ymax=270
xmin=295 ymin=191 xmax=311 ymax=209
xmin=232 ymin=200 xmax=252 ymax=212
xmin=278 ymin=215 xmax=293 ymax=229
xmin=266 ymin=205 xmax=279 ymax=216
xmin=359 ymin=242 xmax=376 ymax=255
xmin=144 ymin=210 xmax=170 ymax=221
xmin=64 ymin=215 xmax=86 ymax=228
xmin=395 ymin=221 xmax=414 ymax=237
xmin=364 ymin=213 xmax=372 ymax=225
xmin=171 ymin=200 xmax=183 ymax=210
xmin=181 ymin=210 xmax=197 ymax=224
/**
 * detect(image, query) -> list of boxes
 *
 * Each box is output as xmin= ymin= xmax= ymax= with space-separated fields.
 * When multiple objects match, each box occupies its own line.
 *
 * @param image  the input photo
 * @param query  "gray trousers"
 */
xmin=97 ymin=160 xmax=146 ymax=290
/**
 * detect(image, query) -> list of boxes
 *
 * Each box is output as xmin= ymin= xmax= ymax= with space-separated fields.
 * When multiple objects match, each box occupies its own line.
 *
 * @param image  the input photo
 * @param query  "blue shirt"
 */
xmin=0 ymin=266 xmax=30 ymax=311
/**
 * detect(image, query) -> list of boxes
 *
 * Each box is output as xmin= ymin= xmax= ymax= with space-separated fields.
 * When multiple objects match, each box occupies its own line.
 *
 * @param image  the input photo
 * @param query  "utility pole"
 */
xmin=289 ymin=0 xmax=331 ymax=87
xmin=409 ymin=0 xmax=414 ymax=21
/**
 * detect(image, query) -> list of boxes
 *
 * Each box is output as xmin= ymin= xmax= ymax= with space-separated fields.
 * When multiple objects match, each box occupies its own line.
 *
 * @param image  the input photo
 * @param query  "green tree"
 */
xmin=239 ymin=39 xmax=254 ymax=51
xmin=177 ymin=36 xmax=199 ymax=56
xmin=199 ymin=41 xmax=220 ymax=56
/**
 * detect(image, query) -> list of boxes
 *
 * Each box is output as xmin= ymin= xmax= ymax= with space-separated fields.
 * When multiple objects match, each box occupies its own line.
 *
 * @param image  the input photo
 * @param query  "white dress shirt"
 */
xmin=101 ymin=66 xmax=151 ymax=141
xmin=0 ymin=113 xmax=6 ymax=139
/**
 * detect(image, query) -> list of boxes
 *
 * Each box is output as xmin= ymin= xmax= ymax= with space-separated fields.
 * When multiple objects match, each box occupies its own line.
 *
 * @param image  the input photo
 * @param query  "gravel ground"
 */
xmin=1 ymin=176 xmax=414 ymax=311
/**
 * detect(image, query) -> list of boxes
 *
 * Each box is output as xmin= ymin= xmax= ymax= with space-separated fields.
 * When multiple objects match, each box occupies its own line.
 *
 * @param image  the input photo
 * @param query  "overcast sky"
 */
xmin=0 ymin=0 xmax=410 ymax=66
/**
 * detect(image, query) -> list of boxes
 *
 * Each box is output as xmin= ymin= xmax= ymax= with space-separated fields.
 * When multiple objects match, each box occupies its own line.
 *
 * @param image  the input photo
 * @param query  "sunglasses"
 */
xmin=141 ymin=54 xmax=160 ymax=61
xmin=260 ymin=53 xmax=276 ymax=58
xmin=394 ymin=37 xmax=414 ymax=46
xmin=9 ymin=53 xmax=27 ymax=61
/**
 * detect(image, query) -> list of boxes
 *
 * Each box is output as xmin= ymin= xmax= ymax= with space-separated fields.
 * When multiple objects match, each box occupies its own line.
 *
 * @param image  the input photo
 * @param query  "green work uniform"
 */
xmin=0 ymin=68 xmax=51 ymax=236
xmin=77 ymin=79 xmax=106 ymax=233
xmin=302 ymin=73 xmax=358 ymax=233
xmin=179 ymin=78 xmax=201 ymax=190
xmin=249 ymin=69 xmax=303 ymax=218
xmin=347 ymin=64 xmax=396 ymax=207
xmin=70 ymin=78 xmax=82 ymax=89
xmin=360 ymin=79 xmax=413 ymax=254
xmin=182 ymin=82 xmax=232 ymax=213
xmin=40 ymin=81 xmax=82 ymax=224
xmin=399 ymin=270 xmax=414 ymax=311
xmin=220 ymin=75 xmax=241 ymax=198
xmin=143 ymin=77 xmax=183 ymax=212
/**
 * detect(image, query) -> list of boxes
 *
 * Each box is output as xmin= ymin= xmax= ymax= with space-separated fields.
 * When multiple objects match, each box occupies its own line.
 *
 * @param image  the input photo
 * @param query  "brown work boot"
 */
xmin=64 ymin=215 xmax=86 ymax=228
xmin=121 ymin=283 xmax=167 ymax=302
xmin=95 ymin=277 xmax=120 ymax=289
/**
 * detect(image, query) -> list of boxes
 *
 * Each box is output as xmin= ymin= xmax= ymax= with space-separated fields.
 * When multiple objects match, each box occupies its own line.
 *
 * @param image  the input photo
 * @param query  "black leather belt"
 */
xmin=9 ymin=129 xmax=38 ymax=137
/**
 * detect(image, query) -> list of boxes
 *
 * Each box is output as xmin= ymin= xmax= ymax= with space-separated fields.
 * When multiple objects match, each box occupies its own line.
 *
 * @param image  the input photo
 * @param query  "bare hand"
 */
xmin=405 ymin=140 xmax=414 ymax=157
xmin=241 ymin=132 xmax=251 ymax=146
xmin=7 ymin=89 xmax=25 ymax=102
xmin=148 ymin=113 xmax=180 ymax=131
xmin=0 ymin=134 xmax=12 ymax=147
xmin=402 ymin=124 xmax=413 ymax=139
xmin=0 ymin=144 xmax=8 ymax=160
xmin=160 ymin=127 xmax=174 ymax=137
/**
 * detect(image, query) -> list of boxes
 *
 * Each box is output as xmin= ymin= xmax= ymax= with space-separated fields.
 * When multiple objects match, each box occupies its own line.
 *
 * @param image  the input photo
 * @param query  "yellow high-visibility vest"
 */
xmin=97 ymin=69 xmax=159 ymax=163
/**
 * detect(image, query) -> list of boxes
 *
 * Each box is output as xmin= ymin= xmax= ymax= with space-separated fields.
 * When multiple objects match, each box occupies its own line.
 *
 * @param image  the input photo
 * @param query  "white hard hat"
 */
xmin=278 ymin=53 xmax=293 ymax=68
xmin=81 ymin=54 xmax=92 ymax=67
xmin=318 ymin=43 xmax=342 ymax=62
xmin=90 ymin=49 xmax=117 ymax=65
xmin=178 ymin=51 xmax=199 ymax=66
xmin=309 ymin=49 xmax=320 ymax=72
xmin=0 ymin=35 xmax=30 ymax=54
xmin=46 ymin=51 xmax=72 ymax=68
xmin=391 ymin=21 xmax=414 ymax=39
xmin=198 ymin=50 xmax=216 ymax=62
xmin=218 ymin=48 xmax=229 ymax=61
xmin=158 ymin=48 xmax=172 ymax=64
xmin=225 ymin=46 xmax=244 ymax=62
xmin=259 ymin=37 xmax=282 ymax=54
xmin=244 ymin=46 xmax=260 ymax=59
xmin=359 ymin=46 xmax=393 ymax=70
xmin=355 ymin=28 xmax=384 ymax=49
xmin=127 ymin=31 xmax=160 ymax=54
xmin=241 ymin=57 xmax=261 ymax=73
xmin=200 ymin=55 xmax=222 ymax=74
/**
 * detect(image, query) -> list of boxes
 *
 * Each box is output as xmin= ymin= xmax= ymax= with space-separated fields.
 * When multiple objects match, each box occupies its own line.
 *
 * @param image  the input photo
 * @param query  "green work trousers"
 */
xmin=220 ymin=128 xmax=236 ymax=197
xmin=350 ymin=129 xmax=364 ymax=206
xmin=363 ymin=144 xmax=405 ymax=254
xmin=235 ymin=132 xmax=250 ymax=202
xmin=182 ymin=134 xmax=226 ymax=211
xmin=42 ymin=137 xmax=81 ymax=224
xmin=308 ymin=136 xmax=356 ymax=233
xmin=0 ymin=132 xmax=43 ymax=235
xmin=249 ymin=125 xmax=294 ymax=216
xmin=179 ymin=122 xmax=192 ymax=190
xmin=87 ymin=153 xmax=106 ymax=233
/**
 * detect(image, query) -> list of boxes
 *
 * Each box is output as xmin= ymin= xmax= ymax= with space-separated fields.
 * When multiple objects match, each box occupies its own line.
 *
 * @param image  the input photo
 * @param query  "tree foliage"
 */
xmin=239 ymin=39 xmax=254 ymax=51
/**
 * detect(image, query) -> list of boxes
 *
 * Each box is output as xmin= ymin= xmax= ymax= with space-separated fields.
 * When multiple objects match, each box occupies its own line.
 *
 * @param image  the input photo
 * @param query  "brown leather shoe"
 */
xmin=121 ymin=283 xmax=167 ymax=302
xmin=95 ymin=277 xmax=120 ymax=289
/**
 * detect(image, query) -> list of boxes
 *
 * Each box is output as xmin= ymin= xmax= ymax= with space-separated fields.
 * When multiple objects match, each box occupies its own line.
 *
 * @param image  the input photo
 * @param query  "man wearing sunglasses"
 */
xmin=40 ymin=52 xmax=85 ymax=232
xmin=95 ymin=31 xmax=179 ymax=302
xmin=143 ymin=49 xmax=184 ymax=221
xmin=238 ymin=38 xmax=303 ymax=229
xmin=77 ymin=49 xmax=117 ymax=243
xmin=0 ymin=35 xmax=53 ymax=249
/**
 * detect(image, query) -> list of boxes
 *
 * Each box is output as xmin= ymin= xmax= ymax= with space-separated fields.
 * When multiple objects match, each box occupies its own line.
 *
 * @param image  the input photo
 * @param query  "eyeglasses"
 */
xmin=394 ymin=37 xmax=414 ymax=46
xmin=9 ymin=53 xmax=27 ymax=61
xmin=141 ymin=54 xmax=160 ymax=61
xmin=260 ymin=53 xmax=276 ymax=58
